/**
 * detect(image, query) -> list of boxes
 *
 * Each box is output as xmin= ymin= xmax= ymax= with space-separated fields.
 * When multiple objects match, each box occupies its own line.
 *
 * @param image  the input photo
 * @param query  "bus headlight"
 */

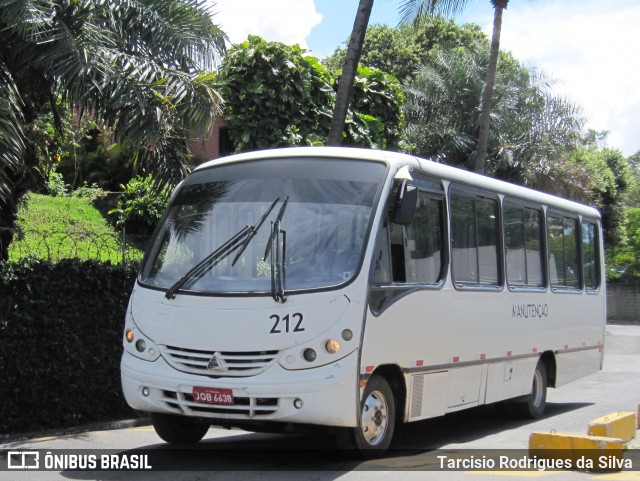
xmin=303 ymin=348 xmax=317 ymax=362
xmin=123 ymin=317 xmax=160 ymax=362
xmin=325 ymin=339 xmax=340 ymax=354
xmin=135 ymin=339 xmax=147 ymax=353
xmin=341 ymin=329 xmax=353 ymax=341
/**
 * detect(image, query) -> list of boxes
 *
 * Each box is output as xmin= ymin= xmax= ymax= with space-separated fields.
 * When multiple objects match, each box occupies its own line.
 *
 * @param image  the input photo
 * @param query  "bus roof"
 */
xmin=195 ymin=147 xmax=601 ymax=219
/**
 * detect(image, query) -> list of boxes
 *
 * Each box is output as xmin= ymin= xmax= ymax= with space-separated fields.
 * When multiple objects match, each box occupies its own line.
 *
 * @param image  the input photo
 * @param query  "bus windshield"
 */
xmin=139 ymin=157 xmax=386 ymax=296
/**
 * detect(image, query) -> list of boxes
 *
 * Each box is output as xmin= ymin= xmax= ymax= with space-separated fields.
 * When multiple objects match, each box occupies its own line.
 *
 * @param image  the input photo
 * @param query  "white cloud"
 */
xmin=213 ymin=0 xmax=322 ymax=48
xmin=493 ymin=2 xmax=640 ymax=156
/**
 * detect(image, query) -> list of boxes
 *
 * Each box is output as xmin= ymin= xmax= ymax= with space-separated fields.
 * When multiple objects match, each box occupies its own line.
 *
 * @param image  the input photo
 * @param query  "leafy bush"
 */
xmin=46 ymin=169 xmax=69 ymax=197
xmin=71 ymin=182 xmax=103 ymax=200
xmin=109 ymin=175 xmax=170 ymax=236
xmin=219 ymin=35 xmax=334 ymax=152
xmin=0 ymin=258 xmax=138 ymax=434
xmin=218 ymin=35 xmax=406 ymax=153
xmin=343 ymin=66 xmax=405 ymax=150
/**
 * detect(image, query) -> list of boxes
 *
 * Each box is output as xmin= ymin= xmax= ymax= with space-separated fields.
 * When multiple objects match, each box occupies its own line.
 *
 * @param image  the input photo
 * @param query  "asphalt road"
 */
xmin=2 ymin=324 xmax=639 ymax=481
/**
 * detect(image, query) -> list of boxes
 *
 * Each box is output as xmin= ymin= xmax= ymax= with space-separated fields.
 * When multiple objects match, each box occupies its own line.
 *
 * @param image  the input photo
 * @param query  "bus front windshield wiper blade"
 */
xmin=165 ymin=198 xmax=280 ymax=300
xmin=263 ymin=197 xmax=289 ymax=303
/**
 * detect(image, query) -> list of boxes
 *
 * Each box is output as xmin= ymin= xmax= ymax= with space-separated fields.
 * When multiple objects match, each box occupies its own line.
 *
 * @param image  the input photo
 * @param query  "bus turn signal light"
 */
xmin=325 ymin=339 xmax=340 ymax=354
xmin=125 ymin=328 xmax=135 ymax=343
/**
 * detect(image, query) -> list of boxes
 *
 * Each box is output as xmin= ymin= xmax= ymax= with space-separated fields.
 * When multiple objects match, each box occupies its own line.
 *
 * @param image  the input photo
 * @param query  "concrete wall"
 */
xmin=607 ymin=283 xmax=640 ymax=323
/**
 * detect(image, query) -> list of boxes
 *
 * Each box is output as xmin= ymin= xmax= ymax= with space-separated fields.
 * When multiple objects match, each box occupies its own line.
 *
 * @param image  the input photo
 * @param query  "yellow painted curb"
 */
xmin=529 ymin=432 xmax=624 ymax=471
xmin=588 ymin=412 xmax=637 ymax=443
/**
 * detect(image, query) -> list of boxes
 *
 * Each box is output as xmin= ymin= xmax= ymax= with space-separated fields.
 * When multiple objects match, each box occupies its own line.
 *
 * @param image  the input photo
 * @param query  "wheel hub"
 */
xmin=361 ymin=390 xmax=388 ymax=445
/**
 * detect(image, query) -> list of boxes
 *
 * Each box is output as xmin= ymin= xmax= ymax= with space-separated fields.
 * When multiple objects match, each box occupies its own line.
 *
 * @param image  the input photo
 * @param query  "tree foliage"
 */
xmin=403 ymin=42 xmax=585 ymax=194
xmin=568 ymin=145 xmax=632 ymax=247
xmin=219 ymin=35 xmax=334 ymax=152
xmin=0 ymin=0 xmax=226 ymax=260
xmin=219 ymin=36 xmax=405 ymax=152
xmin=624 ymin=150 xmax=640 ymax=209
xmin=608 ymin=208 xmax=640 ymax=284
xmin=400 ymin=0 xmax=514 ymax=173
xmin=342 ymin=66 xmax=406 ymax=150
xmin=109 ymin=175 xmax=170 ymax=236
xmin=323 ymin=19 xmax=485 ymax=82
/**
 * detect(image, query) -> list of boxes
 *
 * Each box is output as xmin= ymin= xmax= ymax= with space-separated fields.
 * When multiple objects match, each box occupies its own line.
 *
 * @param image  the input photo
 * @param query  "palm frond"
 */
xmin=0 ymin=60 xmax=25 ymax=203
xmin=399 ymin=0 xmax=472 ymax=25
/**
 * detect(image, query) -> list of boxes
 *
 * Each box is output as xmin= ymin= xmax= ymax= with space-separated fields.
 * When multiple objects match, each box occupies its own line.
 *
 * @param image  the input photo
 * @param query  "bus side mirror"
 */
xmin=392 ymin=180 xmax=418 ymax=225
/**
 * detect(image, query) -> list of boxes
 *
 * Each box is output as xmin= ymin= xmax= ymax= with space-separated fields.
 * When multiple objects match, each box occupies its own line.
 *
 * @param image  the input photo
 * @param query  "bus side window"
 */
xmin=372 ymin=222 xmax=392 ymax=284
xmin=504 ymin=201 xmax=545 ymax=288
xmin=582 ymin=220 xmax=600 ymax=292
xmin=387 ymin=193 xmax=445 ymax=285
xmin=389 ymin=222 xmax=406 ymax=282
xmin=547 ymin=213 xmax=580 ymax=290
xmin=370 ymin=186 xmax=446 ymax=312
xmin=450 ymin=189 xmax=501 ymax=287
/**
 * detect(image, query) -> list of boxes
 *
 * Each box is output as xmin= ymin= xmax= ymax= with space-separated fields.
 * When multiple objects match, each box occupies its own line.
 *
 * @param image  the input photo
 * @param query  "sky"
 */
xmin=213 ymin=0 xmax=640 ymax=157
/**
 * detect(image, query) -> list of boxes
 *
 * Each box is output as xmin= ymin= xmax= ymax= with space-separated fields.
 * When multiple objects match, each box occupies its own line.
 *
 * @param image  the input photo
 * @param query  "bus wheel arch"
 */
xmin=539 ymin=351 xmax=557 ymax=388
xmin=372 ymin=364 xmax=407 ymax=424
xmin=512 ymin=355 xmax=552 ymax=419
xmin=351 ymin=364 xmax=405 ymax=457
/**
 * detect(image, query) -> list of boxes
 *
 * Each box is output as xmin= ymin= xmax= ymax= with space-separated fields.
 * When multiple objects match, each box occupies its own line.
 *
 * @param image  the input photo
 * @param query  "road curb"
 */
xmin=0 ymin=417 xmax=151 ymax=445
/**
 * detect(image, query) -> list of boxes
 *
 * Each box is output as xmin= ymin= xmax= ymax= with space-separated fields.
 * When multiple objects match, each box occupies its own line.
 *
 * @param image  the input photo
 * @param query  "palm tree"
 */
xmin=0 ymin=0 xmax=226 ymax=260
xmin=327 ymin=0 xmax=374 ymax=146
xmin=404 ymin=45 xmax=586 ymax=196
xmin=400 ymin=0 xmax=511 ymax=174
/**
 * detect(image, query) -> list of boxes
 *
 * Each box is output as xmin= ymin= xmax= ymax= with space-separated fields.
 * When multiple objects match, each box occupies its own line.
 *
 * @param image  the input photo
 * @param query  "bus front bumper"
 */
xmin=121 ymin=349 xmax=359 ymax=428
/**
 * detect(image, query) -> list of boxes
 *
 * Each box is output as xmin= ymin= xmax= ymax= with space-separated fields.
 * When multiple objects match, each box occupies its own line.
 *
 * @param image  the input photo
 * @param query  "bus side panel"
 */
xmin=407 ymin=372 xmax=447 ymax=421
xmin=555 ymin=348 xmax=603 ymax=387
xmin=446 ymin=365 xmax=483 ymax=409
xmin=484 ymin=358 xmax=537 ymax=404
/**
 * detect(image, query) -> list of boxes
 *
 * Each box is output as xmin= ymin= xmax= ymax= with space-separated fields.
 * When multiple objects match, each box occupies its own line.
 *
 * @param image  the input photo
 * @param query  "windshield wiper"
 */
xmin=165 ymin=198 xmax=280 ymax=300
xmin=232 ymin=197 xmax=280 ymax=266
xmin=263 ymin=197 xmax=289 ymax=303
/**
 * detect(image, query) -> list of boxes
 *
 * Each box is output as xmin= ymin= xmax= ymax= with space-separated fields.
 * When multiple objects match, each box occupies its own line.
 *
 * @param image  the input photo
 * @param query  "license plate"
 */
xmin=192 ymin=386 xmax=234 ymax=405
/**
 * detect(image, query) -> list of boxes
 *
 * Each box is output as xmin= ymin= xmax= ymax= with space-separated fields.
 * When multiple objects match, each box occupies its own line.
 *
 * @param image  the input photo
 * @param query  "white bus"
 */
xmin=121 ymin=147 xmax=605 ymax=455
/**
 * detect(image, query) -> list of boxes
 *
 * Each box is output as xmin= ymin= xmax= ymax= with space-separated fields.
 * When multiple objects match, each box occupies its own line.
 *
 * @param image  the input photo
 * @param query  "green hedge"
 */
xmin=0 ymin=258 xmax=139 ymax=434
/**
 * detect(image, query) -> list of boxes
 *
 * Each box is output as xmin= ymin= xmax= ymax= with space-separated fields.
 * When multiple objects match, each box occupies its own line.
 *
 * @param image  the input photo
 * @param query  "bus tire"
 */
xmin=354 ymin=375 xmax=396 ymax=457
xmin=513 ymin=361 xmax=547 ymax=419
xmin=151 ymin=413 xmax=209 ymax=444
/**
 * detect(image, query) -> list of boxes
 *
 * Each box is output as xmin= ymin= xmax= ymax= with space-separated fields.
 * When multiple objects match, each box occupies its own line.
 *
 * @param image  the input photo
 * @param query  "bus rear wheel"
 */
xmin=151 ymin=413 xmax=210 ymax=444
xmin=512 ymin=361 xmax=547 ymax=419
xmin=354 ymin=375 xmax=396 ymax=457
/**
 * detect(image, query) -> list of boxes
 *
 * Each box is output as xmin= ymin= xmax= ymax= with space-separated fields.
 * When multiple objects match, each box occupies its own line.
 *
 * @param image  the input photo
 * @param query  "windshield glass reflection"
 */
xmin=139 ymin=158 xmax=386 ymax=295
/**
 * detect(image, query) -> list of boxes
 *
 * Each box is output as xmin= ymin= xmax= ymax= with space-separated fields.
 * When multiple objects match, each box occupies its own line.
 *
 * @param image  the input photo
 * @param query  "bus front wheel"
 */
xmin=513 ymin=361 xmax=547 ymax=419
xmin=354 ymin=375 xmax=396 ymax=457
xmin=151 ymin=413 xmax=210 ymax=444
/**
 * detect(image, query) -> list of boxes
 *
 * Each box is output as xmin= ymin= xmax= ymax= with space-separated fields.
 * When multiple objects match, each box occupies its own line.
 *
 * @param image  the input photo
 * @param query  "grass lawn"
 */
xmin=8 ymin=193 xmax=145 ymax=264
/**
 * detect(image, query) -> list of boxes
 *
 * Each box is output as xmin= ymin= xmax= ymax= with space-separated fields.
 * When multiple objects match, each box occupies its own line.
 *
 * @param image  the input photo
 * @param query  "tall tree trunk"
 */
xmin=475 ymin=2 xmax=506 ymax=174
xmin=327 ymin=0 xmax=374 ymax=146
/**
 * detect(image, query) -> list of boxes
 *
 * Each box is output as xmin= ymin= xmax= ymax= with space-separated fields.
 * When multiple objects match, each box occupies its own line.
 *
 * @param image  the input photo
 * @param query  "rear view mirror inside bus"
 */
xmin=392 ymin=180 xmax=418 ymax=225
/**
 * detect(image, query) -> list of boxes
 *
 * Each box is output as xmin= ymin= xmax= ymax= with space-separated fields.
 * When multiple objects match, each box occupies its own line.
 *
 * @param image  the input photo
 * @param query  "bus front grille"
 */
xmin=159 ymin=345 xmax=279 ymax=377
xmin=160 ymin=389 xmax=279 ymax=418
